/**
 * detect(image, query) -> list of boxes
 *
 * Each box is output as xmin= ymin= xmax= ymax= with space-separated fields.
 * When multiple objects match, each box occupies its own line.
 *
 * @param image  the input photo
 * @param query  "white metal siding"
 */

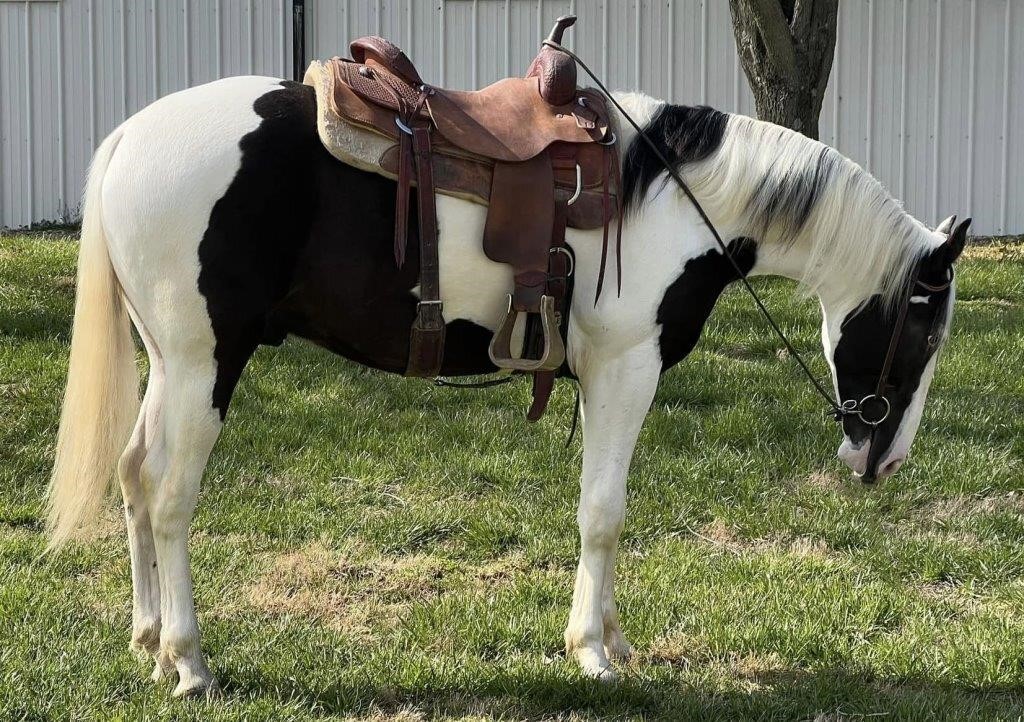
xmin=1 ymin=0 xmax=1021 ymax=235
xmin=0 ymin=0 xmax=291 ymax=229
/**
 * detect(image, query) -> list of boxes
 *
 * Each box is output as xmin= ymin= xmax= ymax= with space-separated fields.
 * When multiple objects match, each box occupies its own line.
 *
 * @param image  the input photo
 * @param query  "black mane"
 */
xmin=620 ymin=104 xmax=729 ymax=215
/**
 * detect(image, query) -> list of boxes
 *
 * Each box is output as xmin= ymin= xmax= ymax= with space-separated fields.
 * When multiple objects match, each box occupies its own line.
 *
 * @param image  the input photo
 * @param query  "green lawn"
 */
xmin=1 ymin=231 xmax=1023 ymax=721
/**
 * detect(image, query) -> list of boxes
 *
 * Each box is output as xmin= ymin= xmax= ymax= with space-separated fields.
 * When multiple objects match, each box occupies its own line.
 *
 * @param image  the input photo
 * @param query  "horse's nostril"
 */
xmin=881 ymin=457 xmax=905 ymax=477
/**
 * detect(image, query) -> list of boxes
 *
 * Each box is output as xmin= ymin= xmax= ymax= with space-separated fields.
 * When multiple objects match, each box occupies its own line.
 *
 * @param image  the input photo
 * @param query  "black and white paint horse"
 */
xmin=47 ymin=76 xmax=968 ymax=696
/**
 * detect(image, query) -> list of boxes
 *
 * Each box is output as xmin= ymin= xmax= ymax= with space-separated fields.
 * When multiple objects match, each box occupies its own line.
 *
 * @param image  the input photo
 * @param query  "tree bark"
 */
xmin=728 ymin=0 xmax=839 ymax=140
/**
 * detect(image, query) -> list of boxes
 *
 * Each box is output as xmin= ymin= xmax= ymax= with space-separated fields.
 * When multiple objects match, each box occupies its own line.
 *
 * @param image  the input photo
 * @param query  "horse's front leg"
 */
xmin=564 ymin=340 xmax=660 ymax=680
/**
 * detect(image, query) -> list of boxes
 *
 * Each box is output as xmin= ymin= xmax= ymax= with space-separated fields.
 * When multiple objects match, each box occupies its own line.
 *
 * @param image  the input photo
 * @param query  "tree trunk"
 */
xmin=728 ymin=0 xmax=839 ymax=140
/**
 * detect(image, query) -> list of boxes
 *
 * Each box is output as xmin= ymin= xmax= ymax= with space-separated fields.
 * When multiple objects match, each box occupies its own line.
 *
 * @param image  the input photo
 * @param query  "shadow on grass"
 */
xmin=216 ymin=662 xmax=1024 ymax=720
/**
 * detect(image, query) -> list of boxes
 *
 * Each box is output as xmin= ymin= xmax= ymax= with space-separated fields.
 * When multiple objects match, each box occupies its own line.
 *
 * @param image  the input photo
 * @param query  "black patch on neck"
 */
xmin=656 ymin=238 xmax=757 ymax=371
xmin=621 ymin=104 xmax=729 ymax=215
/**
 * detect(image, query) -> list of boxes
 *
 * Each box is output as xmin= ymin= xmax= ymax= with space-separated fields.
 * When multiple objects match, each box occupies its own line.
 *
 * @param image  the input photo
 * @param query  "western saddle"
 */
xmin=316 ymin=15 xmax=620 ymax=420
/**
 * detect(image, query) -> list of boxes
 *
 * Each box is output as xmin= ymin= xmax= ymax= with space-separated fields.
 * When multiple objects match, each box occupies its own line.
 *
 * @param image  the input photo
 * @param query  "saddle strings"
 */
xmin=545 ymin=40 xmax=846 ymax=418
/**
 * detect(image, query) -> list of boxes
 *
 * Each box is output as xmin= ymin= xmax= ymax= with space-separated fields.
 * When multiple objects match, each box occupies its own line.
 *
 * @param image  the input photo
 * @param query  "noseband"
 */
xmin=835 ymin=265 xmax=953 ymax=427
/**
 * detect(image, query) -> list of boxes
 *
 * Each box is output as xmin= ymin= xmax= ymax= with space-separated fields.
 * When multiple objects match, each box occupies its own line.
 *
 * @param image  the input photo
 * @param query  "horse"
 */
xmin=45 ymin=75 xmax=968 ymax=696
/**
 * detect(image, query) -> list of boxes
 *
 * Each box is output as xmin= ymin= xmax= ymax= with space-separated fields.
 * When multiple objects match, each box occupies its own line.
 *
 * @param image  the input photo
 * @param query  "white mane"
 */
xmin=614 ymin=92 xmax=939 ymax=311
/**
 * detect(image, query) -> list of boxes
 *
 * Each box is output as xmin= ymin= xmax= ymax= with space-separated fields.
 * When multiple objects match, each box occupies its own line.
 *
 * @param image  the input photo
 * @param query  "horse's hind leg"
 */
xmin=115 ymin=312 xmax=166 ymax=670
xmin=117 ymin=369 xmax=163 ymax=660
xmin=141 ymin=355 xmax=230 ymax=698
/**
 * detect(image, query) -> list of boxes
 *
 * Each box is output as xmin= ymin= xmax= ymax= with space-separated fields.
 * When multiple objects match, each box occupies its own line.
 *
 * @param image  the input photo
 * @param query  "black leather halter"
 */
xmin=835 ymin=264 xmax=954 ymax=426
xmin=836 ymin=265 xmax=954 ymax=427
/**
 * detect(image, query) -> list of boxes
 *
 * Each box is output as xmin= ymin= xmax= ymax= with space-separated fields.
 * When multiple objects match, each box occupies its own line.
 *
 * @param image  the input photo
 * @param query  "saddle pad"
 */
xmin=304 ymin=60 xmax=398 ymax=176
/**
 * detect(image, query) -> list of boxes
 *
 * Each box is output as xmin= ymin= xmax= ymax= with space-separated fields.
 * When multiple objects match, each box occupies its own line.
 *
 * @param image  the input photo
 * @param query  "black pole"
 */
xmin=292 ymin=0 xmax=305 ymax=81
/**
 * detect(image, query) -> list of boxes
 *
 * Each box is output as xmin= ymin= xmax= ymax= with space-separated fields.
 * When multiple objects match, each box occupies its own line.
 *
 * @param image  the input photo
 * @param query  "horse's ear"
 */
xmin=936 ymin=215 xmax=957 ymax=235
xmin=922 ymin=217 xmax=970 ymax=281
xmin=944 ymin=217 xmax=970 ymax=265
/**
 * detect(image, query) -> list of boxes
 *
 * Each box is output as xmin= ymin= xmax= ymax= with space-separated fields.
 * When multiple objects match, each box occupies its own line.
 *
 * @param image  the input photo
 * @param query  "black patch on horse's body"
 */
xmin=621 ymin=104 xmax=729 ymax=214
xmin=197 ymin=81 xmax=495 ymax=419
xmin=656 ymin=238 xmax=757 ymax=370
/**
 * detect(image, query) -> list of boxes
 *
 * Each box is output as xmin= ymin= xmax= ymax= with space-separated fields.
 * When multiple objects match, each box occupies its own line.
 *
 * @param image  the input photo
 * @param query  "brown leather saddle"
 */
xmin=324 ymin=15 xmax=620 ymax=420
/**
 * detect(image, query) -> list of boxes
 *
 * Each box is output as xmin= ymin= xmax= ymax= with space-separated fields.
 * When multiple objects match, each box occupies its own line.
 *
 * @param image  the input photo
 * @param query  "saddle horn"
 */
xmin=527 ymin=15 xmax=578 ymax=105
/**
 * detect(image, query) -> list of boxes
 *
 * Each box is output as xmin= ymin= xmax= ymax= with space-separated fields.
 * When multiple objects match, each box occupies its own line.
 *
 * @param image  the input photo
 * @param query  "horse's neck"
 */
xmin=685 ymin=144 xmax=933 ymax=308
xmin=609 ymin=92 xmax=934 ymax=308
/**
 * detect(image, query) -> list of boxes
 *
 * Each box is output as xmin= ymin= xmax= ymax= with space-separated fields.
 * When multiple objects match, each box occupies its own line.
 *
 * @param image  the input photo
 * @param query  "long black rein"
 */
xmin=436 ymin=41 xmax=933 ymax=432
xmin=547 ymin=39 xmax=857 ymax=421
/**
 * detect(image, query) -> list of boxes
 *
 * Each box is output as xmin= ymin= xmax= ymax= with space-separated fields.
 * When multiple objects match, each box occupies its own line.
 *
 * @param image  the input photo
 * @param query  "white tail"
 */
xmin=47 ymin=128 xmax=140 ymax=550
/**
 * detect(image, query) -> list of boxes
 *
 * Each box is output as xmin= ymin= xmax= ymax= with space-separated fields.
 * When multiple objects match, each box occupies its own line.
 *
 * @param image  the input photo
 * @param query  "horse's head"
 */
xmin=821 ymin=216 xmax=970 ymax=483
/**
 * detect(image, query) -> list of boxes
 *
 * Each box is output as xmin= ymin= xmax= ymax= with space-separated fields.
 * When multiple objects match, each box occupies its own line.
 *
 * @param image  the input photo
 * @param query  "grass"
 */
xmin=1 ymin=230 xmax=1023 ymax=721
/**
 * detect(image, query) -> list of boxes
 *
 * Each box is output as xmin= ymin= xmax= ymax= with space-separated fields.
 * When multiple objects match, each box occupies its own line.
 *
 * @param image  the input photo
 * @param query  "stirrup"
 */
xmin=488 ymin=294 xmax=565 ymax=372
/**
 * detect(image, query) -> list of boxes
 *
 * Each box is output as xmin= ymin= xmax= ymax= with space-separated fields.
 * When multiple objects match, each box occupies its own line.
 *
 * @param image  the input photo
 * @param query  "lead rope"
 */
xmin=545 ymin=40 xmax=846 ymax=419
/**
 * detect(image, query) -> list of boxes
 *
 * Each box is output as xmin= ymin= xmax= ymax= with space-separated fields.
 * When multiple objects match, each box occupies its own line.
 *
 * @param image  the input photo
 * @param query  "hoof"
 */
xmin=604 ymin=638 xmax=633 ymax=662
xmin=171 ymin=657 xmax=217 ymax=699
xmin=172 ymin=677 xmax=220 ymax=700
xmin=574 ymin=647 xmax=618 ymax=682
xmin=150 ymin=653 xmax=177 ymax=684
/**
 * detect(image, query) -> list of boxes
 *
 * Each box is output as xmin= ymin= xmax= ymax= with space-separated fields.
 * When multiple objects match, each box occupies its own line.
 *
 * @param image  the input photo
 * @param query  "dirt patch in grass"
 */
xmin=790 ymin=470 xmax=872 ymax=499
xmin=645 ymin=634 xmax=787 ymax=686
xmin=646 ymin=631 xmax=712 ymax=667
xmin=693 ymin=520 xmax=832 ymax=560
xmin=917 ymin=580 xmax=981 ymax=613
xmin=912 ymin=491 xmax=1024 ymax=523
xmin=697 ymin=519 xmax=743 ymax=549
xmin=964 ymin=241 xmax=1024 ymax=261
xmin=917 ymin=579 xmax=1023 ymax=621
xmin=803 ymin=471 xmax=842 ymax=491
xmin=244 ymin=542 xmax=451 ymax=640
xmin=469 ymin=554 xmax=533 ymax=589
xmin=335 ymin=707 xmax=428 ymax=722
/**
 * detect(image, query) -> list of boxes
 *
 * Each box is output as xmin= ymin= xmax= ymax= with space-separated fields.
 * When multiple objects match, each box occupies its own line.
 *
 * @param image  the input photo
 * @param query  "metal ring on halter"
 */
xmin=549 ymin=246 xmax=575 ymax=277
xmin=597 ymin=132 xmax=617 ymax=146
xmin=856 ymin=391 xmax=888 ymax=426
xmin=566 ymin=164 xmax=583 ymax=205
xmin=395 ymin=117 xmax=413 ymax=135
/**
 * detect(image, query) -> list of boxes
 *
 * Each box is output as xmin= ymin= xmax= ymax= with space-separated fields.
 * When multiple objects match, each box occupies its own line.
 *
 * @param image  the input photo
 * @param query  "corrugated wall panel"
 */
xmin=1007 ymin=0 xmax=1023 ymax=235
xmin=2 ymin=0 xmax=1022 ymax=233
xmin=1 ymin=2 xmax=29 ymax=225
xmin=28 ymin=4 xmax=60 ymax=221
xmin=972 ymin=0 xmax=1007 ymax=232
xmin=0 ymin=0 xmax=290 ymax=229
xmin=902 ymin=0 xmax=939 ymax=220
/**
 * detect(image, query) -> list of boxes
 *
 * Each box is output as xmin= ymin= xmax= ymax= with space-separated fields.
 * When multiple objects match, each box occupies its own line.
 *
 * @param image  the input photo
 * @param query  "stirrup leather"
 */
xmin=488 ymin=294 xmax=565 ymax=372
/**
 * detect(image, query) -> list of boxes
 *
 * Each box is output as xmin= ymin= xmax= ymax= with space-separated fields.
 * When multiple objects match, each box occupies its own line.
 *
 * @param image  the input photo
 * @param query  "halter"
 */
xmin=835 ymin=267 xmax=953 ymax=427
xmin=547 ymin=41 xmax=953 ymax=426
